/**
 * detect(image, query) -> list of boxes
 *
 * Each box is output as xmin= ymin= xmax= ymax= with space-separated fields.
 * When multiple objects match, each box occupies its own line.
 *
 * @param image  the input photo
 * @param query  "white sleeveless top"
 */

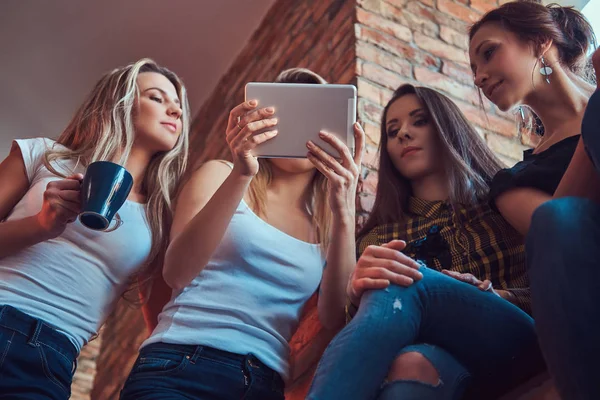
xmin=144 ymin=198 xmax=326 ymax=380
xmin=0 ymin=138 xmax=152 ymax=351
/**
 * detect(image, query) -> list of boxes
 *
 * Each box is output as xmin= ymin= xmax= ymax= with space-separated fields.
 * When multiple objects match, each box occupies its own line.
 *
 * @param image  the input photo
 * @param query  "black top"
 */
xmin=489 ymin=135 xmax=580 ymax=208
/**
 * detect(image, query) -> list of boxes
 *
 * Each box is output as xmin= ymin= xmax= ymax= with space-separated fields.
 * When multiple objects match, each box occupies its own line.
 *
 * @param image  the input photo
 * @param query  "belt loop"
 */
xmin=188 ymin=345 xmax=203 ymax=363
xmin=27 ymin=320 xmax=43 ymax=347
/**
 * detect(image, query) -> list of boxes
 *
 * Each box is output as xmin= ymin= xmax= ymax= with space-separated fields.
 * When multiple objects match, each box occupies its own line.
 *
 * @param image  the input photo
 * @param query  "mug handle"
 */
xmin=103 ymin=212 xmax=123 ymax=233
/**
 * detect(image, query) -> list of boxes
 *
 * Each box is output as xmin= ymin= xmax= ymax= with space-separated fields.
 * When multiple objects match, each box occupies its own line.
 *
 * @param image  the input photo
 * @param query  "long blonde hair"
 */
xmin=44 ymin=58 xmax=190 ymax=291
xmin=246 ymin=68 xmax=332 ymax=251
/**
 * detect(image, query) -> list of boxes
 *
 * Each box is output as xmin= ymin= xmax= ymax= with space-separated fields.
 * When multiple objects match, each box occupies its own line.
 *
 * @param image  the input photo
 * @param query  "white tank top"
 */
xmin=0 ymin=138 xmax=152 ymax=351
xmin=144 ymin=198 xmax=325 ymax=381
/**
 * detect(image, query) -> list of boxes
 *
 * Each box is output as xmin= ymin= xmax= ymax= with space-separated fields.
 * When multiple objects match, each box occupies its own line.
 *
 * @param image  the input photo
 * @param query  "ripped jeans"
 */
xmin=307 ymin=266 xmax=545 ymax=400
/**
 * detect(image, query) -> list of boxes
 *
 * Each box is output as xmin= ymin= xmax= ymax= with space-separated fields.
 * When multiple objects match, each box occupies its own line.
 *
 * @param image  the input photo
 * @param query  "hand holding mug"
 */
xmin=36 ymin=174 xmax=83 ymax=238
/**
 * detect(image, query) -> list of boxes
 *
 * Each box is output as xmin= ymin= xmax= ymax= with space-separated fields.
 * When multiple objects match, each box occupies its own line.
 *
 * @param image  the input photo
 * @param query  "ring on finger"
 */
xmin=237 ymin=116 xmax=244 ymax=130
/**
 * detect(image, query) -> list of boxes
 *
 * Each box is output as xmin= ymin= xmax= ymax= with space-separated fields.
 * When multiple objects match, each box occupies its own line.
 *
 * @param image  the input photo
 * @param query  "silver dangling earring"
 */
xmin=519 ymin=106 xmax=526 ymax=127
xmin=540 ymin=56 xmax=553 ymax=84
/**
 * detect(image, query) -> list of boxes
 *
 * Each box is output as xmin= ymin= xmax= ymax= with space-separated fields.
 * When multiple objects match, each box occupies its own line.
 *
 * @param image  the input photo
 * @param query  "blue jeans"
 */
xmin=120 ymin=342 xmax=285 ymax=400
xmin=307 ymin=266 xmax=544 ymax=400
xmin=0 ymin=305 xmax=78 ymax=400
xmin=527 ymin=197 xmax=600 ymax=399
xmin=377 ymin=343 xmax=470 ymax=400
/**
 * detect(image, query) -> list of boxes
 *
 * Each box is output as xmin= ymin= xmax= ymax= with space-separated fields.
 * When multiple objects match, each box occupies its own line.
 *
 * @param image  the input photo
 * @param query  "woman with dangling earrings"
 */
xmin=468 ymin=1 xmax=600 ymax=398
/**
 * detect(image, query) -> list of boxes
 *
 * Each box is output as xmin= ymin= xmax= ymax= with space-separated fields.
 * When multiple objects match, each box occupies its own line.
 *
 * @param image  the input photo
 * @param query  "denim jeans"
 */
xmin=307 ymin=266 xmax=545 ymax=400
xmin=120 ymin=342 xmax=285 ymax=400
xmin=524 ymin=88 xmax=600 ymax=399
xmin=582 ymin=89 xmax=600 ymax=170
xmin=377 ymin=343 xmax=471 ymax=400
xmin=527 ymin=197 xmax=600 ymax=399
xmin=0 ymin=305 xmax=78 ymax=400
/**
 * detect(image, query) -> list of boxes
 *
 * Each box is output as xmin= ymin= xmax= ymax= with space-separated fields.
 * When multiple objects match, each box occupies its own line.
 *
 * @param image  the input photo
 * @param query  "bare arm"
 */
xmin=0 ymin=143 xmax=79 ymax=259
xmin=496 ymin=138 xmax=600 ymax=236
xmin=162 ymin=161 xmax=251 ymax=290
xmin=163 ymin=100 xmax=279 ymax=290
xmin=317 ymin=217 xmax=356 ymax=330
xmin=310 ymin=124 xmax=369 ymax=329
xmin=494 ymin=188 xmax=551 ymax=236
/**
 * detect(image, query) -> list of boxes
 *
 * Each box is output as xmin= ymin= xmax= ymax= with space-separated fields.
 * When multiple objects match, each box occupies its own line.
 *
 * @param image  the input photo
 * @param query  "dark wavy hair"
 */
xmin=358 ymin=85 xmax=504 ymax=239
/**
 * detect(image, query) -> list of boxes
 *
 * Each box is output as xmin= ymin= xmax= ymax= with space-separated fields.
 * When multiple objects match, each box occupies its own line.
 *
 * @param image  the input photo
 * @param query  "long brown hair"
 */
xmin=358 ymin=84 xmax=504 ymax=238
xmin=247 ymin=68 xmax=332 ymax=251
xmin=44 ymin=58 xmax=190 ymax=293
xmin=469 ymin=1 xmax=597 ymax=135
xmin=469 ymin=1 xmax=596 ymax=78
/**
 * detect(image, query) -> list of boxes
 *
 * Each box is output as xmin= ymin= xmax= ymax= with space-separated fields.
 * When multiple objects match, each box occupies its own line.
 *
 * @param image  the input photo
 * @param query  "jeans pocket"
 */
xmin=129 ymin=350 xmax=189 ymax=381
xmin=37 ymin=343 xmax=74 ymax=396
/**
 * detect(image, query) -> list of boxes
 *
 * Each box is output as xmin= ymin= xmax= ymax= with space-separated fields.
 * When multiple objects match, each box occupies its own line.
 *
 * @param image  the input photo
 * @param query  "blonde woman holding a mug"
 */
xmin=0 ymin=58 xmax=190 ymax=399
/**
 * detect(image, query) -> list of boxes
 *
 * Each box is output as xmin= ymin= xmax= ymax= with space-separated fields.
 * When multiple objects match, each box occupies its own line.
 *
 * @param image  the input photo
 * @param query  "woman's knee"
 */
xmin=528 ymin=197 xmax=596 ymax=252
xmin=387 ymin=351 xmax=440 ymax=385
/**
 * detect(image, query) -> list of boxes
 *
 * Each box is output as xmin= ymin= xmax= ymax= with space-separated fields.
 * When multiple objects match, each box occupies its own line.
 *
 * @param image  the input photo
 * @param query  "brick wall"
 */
xmin=188 ymin=0 xmax=357 ymax=164
xmin=353 ymin=0 xmax=538 ymax=221
xmin=73 ymin=0 xmax=539 ymax=398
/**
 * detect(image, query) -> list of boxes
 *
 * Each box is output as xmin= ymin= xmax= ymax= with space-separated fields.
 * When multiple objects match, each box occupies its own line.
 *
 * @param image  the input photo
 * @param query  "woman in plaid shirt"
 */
xmin=306 ymin=85 xmax=544 ymax=400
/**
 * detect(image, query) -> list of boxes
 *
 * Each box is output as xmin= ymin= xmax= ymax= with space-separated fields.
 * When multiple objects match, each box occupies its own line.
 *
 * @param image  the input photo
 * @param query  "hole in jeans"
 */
xmin=386 ymin=351 xmax=441 ymax=386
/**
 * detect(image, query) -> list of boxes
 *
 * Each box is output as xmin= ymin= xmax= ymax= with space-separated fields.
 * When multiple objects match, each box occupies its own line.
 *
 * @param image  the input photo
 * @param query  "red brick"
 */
xmin=442 ymin=60 xmax=474 ymax=86
xmin=363 ymin=169 xmax=380 ymax=194
xmin=414 ymin=31 xmax=469 ymax=64
xmin=385 ymin=3 xmax=439 ymax=37
xmin=359 ymin=98 xmax=385 ymax=124
xmin=359 ymin=193 xmax=377 ymax=213
xmin=486 ymin=133 xmax=529 ymax=159
xmin=356 ymin=7 xmax=413 ymax=42
xmin=384 ymin=0 xmax=410 ymax=8
xmin=406 ymin=1 xmax=467 ymax=33
xmin=440 ymin=25 xmax=468 ymax=50
xmin=361 ymin=62 xmax=411 ymax=91
xmin=357 ymin=26 xmax=440 ymax=67
xmin=356 ymin=41 xmax=413 ymax=78
xmin=358 ymin=78 xmax=394 ymax=107
xmin=437 ymin=0 xmax=482 ymax=23
xmin=471 ymin=0 xmax=499 ymax=14
xmin=379 ymin=0 xmax=409 ymax=24
xmin=361 ymin=119 xmax=384 ymax=146
xmin=358 ymin=0 xmax=383 ymax=14
xmin=363 ymin=143 xmax=381 ymax=169
xmin=418 ymin=0 xmax=435 ymax=7
xmin=414 ymin=66 xmax=480 ymax=105
xmin=455 ymin=100 xmax=517 ymax=137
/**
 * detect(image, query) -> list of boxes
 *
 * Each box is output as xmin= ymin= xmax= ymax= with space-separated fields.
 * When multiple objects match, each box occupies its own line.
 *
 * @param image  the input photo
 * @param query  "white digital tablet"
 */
xmin=244 ymin=82 xmax=357 ymax=158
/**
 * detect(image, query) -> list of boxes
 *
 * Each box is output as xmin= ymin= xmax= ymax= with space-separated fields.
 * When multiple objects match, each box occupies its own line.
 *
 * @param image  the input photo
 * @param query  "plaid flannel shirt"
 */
xmin=356 ymin=197 xmax=530 ymax=314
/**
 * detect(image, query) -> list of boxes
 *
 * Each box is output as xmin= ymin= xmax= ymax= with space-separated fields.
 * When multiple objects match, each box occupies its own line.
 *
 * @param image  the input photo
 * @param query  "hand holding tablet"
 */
xmin=244 ymin=82 xmax=357 ymax=159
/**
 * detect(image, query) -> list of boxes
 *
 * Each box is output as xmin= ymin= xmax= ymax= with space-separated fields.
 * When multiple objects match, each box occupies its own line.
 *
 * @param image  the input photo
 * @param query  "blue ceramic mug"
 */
xmin=79 ymin=161 xmax=133 ymax=232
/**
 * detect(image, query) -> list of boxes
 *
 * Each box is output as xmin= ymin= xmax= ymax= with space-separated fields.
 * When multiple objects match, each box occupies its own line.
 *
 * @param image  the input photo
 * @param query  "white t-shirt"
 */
xmin=0 ymin=138 xmax=152 ymax=351
xmin=144 ymin=199 xmax=326 ymax=381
